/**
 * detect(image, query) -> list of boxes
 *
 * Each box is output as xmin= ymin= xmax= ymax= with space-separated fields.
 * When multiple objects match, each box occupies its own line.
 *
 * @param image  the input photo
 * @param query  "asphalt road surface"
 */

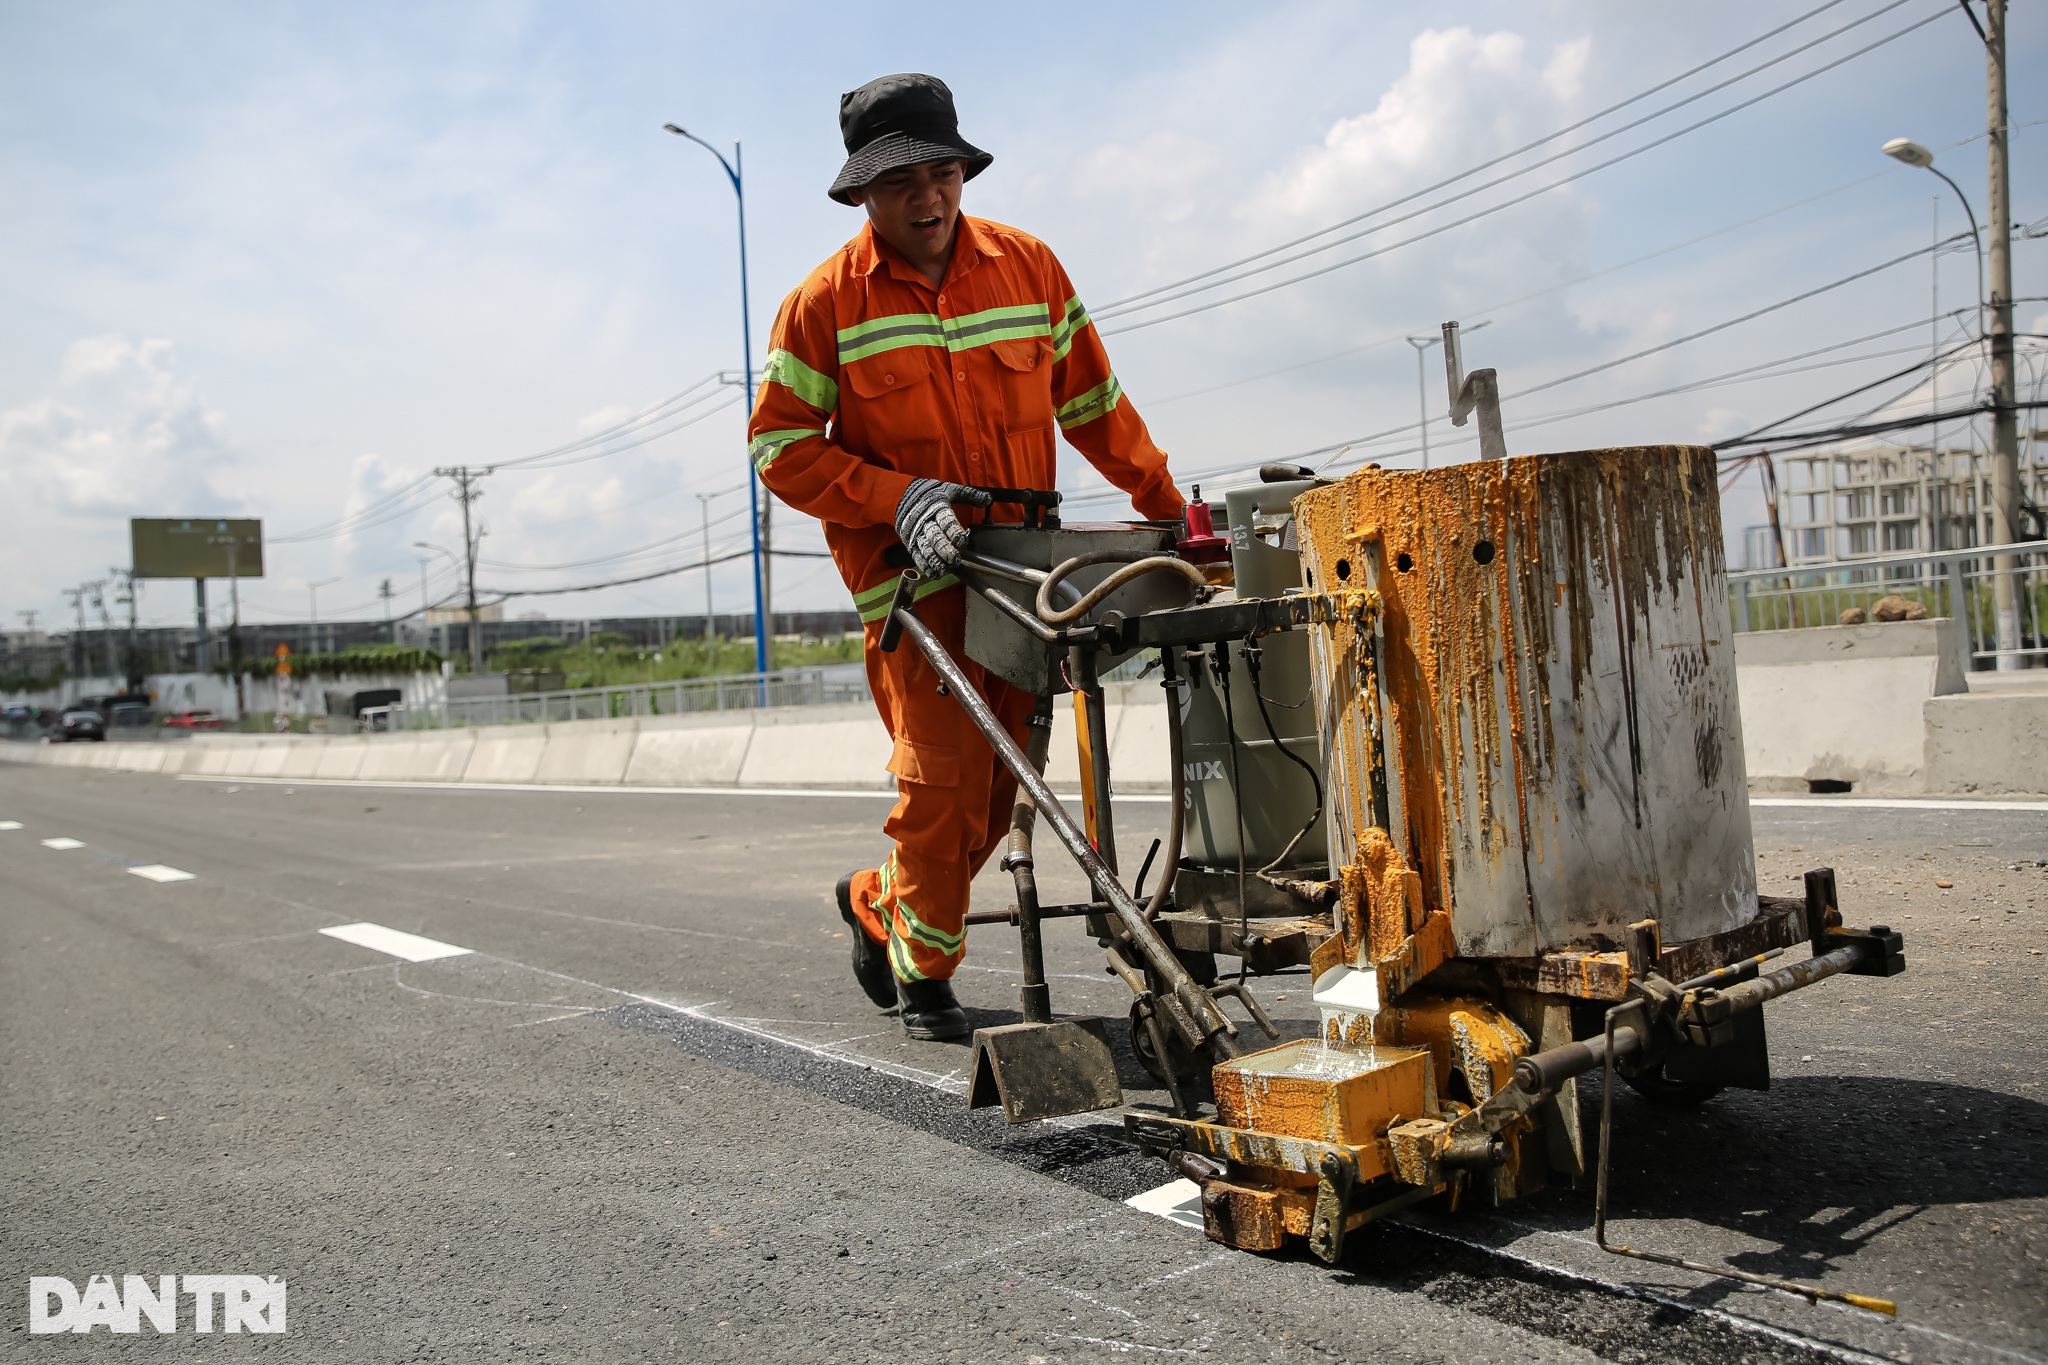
xmin=2 ymin=760 xmax=2044 ymax=1363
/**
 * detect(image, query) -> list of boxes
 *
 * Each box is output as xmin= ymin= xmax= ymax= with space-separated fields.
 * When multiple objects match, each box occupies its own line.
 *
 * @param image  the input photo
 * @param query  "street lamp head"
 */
xmin=662 ymin=123 xmax=688 ymax=137
xmin=1883 ymin=137 xmax=1935 ymax=169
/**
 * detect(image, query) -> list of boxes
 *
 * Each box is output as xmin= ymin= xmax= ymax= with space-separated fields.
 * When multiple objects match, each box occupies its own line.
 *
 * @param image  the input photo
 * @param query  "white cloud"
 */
xmin=0 ymin=336 xmax=239 ymax=519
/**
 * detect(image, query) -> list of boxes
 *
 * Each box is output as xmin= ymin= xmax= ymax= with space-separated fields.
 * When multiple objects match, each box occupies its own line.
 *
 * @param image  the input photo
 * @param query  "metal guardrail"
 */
xmin=379 ymin=666 xmax=872 ymax=730
xmin=1729 ymin=539 xmax=2048 ymax=672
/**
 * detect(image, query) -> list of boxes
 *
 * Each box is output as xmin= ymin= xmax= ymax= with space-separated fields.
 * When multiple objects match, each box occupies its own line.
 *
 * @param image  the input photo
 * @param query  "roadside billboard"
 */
xmin=130 ymin=518 xmax=264 ymax=579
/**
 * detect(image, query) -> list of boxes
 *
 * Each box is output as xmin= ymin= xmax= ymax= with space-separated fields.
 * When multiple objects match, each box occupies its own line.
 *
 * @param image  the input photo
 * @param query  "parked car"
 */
xmin=58 ymin=710 xmax=106 ymax=742
xmin=163 ymin=709 xmax=225 ymax=732
xmin=109 ymin=701 xmax=153 ymax=731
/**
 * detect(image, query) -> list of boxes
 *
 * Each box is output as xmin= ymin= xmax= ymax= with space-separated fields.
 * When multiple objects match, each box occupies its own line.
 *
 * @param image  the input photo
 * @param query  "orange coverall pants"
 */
xmin=846 ymin=588 xmax=1036 ymax=983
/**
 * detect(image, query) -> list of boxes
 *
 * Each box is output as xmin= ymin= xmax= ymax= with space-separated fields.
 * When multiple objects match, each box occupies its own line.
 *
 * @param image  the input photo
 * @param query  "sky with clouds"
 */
xmin=1 ymin=0 xmax=2042 ymax=630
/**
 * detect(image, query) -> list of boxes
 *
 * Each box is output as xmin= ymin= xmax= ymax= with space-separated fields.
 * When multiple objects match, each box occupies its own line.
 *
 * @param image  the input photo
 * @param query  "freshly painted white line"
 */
xmin=175 ymin=772 xmax=1173 ymax=802
xmin=0 ymin=820 xmax=23 ymax=830
xmin=128 ymin=864 xmax=196 ymax=883
xmin=1124 ymin=1178 xmax=1205 ymax=1231
xmin=1752 ymin=795 xmax=2048 ymax=812
xmin=39 ymin=837 xmax=85 ymax=850
xmin=319 ymin=922 xmax=473 ymax=962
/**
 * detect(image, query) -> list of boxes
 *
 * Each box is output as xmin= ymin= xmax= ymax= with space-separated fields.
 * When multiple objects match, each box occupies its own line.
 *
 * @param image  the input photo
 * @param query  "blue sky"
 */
xmin=1 ymin=1 xmax=2041 ymax=628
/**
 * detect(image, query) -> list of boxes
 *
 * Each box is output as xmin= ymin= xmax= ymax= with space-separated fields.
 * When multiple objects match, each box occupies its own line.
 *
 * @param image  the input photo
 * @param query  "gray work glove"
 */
xmin=894 ymin=478 xmax=993 ymax=577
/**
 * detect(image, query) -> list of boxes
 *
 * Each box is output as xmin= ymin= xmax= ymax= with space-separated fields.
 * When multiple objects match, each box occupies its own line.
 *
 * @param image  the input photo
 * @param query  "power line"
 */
xmin=477 ymin=500 xmax=754 ymax=573
xmin=1142 ymin=167 xmax=1892 ymax=410
xmin=1096 ymin=0 xmax=1874 ymax=315
xmin=1712 ymin=398 xmax=2048 ymax=452
xmin=1501 ymin=234 xmax=1965 ymax=403
xmin=1067 ymin=310 xmax=1972 ymax=504
xmin=1098 ymin=4 xmax=1951 ymax=335
xmin=482 ymin=546 xmax=832 ymax=601
xmin=489 ymin=372 xmax=728 ymax=470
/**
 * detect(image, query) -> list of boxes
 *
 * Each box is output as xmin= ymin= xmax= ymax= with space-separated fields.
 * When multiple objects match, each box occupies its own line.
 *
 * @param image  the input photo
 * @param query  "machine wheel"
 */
xmin=1129 ymin=1000 xmax=1209 ymax=1086
xmin=1621 ymin=1062 xmax=1724 ymax=1108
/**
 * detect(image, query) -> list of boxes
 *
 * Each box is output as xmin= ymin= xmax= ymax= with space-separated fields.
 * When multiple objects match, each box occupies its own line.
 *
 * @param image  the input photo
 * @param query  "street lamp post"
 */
xmin=696 ymin=491 xmax=718 ymax=649
xmin=664 ymin=122 xmax=770 ymax=677
xmin=414 ymin=542 xmax=459 ymax=657
xmin=308 ymin=578 xmax=339 ymax=656
xmin=1404 ymin=320 xmax=1488 ymax=470
xmin=1886 ymin=122 xmax=2022 ymax=669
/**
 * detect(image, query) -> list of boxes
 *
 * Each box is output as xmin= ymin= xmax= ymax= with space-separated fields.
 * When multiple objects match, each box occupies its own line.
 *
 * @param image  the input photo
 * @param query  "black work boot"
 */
xmin=896 ymin=977 xmax=971 ymax=1041
xmin=837 ymin=872 xmax=897 ymax=1010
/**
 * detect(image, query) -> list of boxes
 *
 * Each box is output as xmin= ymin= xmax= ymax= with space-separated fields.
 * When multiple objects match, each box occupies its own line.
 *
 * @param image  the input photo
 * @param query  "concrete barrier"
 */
xmin=736 ymin=703 xmax=892 ymax=789
xmin=357 ymin=736 xmax=422 ymax=782
xmin=1735 ymin=619 xmax=1965 ymax=793
xmin=312 ymin=737 xmax=367 ymax=780
xmin=621 ymin=715 xmax=752 ymax=787
xmin=405 ymin=732 xmax=477 ymax=781
xmin=462 ymin=729 xmax=549 ymax=784
xmin=1926 ymin=691 xmax=2048 ymax=794
xmin=534 ymin=718 xmax=641 ymax=785
xmin=4 ymin=635 xmax=2037 ymax=798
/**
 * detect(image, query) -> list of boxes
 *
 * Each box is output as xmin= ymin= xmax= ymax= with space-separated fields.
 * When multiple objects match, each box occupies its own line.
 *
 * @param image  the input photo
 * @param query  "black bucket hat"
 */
xmin=827 ymin=73 xmax=992 ymax=205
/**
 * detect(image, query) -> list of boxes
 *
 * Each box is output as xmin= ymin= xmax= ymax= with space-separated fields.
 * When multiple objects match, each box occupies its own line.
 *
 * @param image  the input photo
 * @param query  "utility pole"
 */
xmin=226 ymin=545 xmax=245 ymax=716
xmin=1405 ymin=336 xmax=1436 ymax=471
xmin=379 ymin=578 xmax=395 ymax=630
xmin=697 ymin=491 xmax=718 ymax=647
xmin=435 ymin=466 xmax=488 ymax=676
xmin=1981 ymin=0 xmax=2022 ymax=668
xmin=63 ymin=588 xmax=86 ymax=679
xmin=89 ymin=581 xmax=115 ymax=681
xmin=112 ymin=568 xmax=138 ymax=689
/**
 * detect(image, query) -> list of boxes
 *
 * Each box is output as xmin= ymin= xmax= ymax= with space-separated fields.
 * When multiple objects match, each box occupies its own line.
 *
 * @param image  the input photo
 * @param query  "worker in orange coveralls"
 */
xmin=747 ymin=73 xmax=1185 ymax=1039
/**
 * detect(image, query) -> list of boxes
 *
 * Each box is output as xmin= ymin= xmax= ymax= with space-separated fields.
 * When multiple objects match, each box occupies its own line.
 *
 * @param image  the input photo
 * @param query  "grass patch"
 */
xmin=486 ymin=632 xmax=862 ymax=689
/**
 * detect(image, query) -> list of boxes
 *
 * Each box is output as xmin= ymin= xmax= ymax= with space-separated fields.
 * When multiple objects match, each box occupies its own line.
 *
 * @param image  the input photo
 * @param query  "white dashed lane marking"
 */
xmin=40 ymin=837 xmax=85 ymax=850
xmin=319 ymin=922 xmax=473 ymax=963
xmin=128 ymin=864 xmax=197 ymax=883
xmin=0 ymin=820 xmax=23 ymax=830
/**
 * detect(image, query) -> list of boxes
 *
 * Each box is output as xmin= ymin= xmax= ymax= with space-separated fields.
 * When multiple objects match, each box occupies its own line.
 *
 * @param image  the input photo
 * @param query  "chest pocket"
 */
xmin=989 ymin=339 xmax=1055 ymax=433
xmin=844 ymin=348 xmax=943 ymax=457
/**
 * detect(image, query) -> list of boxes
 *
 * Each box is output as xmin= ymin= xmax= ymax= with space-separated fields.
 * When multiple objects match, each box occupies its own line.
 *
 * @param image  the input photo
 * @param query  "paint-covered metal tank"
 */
xmin=1294 ymin=445 xmax=1757 ymax=960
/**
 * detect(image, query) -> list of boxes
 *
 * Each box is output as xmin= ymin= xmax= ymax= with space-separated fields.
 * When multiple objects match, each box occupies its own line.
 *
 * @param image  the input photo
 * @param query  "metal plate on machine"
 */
xmin=960 ymin=523 xmax=1189 ymax=693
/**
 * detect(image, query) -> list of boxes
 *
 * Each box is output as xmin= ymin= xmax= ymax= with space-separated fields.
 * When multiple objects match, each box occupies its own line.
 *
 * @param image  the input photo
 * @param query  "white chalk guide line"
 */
xmin=128 ymin=864 xmax=197 ymax=883
xmin=319 ymin=922 xmax=474 ymax=963
xmin=40 ymin=837 xmax=84 ymax=850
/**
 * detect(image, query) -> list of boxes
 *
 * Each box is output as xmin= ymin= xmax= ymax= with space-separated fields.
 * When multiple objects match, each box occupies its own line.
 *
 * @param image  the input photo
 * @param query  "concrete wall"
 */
xmin=1734 ymin=619 xmax=1966 ymax=793
xmin=0 ymin=686 xmax=1174 ymax=794
xmin=1925 ymin=691 xmax=2048 ymax=795
xmin=7 ymin=640 xmax=2039 ymax=795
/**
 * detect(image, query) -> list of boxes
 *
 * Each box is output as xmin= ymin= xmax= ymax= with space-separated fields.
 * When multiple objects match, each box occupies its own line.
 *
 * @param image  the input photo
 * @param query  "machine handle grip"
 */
xmin=876 ymin=570 xmax=922 ymax=654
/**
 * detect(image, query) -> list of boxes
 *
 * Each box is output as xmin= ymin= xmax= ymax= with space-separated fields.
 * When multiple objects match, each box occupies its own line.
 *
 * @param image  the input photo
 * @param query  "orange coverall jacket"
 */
xmin=747 ymin=215 xmax=1182 ymax=980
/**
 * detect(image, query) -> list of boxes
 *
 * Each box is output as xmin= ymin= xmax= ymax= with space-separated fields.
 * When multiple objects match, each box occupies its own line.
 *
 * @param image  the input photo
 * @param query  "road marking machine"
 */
xmin=883 ymin=327 xmax=1904 ymax=1314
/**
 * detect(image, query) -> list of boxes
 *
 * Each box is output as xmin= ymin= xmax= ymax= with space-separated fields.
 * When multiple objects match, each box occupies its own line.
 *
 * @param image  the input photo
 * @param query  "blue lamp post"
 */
xmin=665 ymin=122 xmax=770 ymax=677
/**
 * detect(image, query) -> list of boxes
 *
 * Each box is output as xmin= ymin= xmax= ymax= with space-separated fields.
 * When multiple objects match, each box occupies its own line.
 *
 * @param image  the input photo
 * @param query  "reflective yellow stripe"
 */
xmin=1051 ymin=296 xmax=1090 ymax=360
xmin=892 ymin=896 xmax=965 ymax=954
xmin=855 ymin=572 xmax=958 ymax=622
xmin=748 ymin=427 xmax=823 ymax=472
xmin=1056 ymin=375 xmax=1122 ymax=430
xmin=761 ymin=348 xmax=837 ymax=412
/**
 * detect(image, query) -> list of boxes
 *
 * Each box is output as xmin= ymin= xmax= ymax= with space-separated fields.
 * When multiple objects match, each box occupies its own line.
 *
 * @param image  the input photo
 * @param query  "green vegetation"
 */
xmin=1729 ymin=579 xmax=2048 ymax=637
xmin=231 ymin=644 xmax=445 ymax=679
xmin=484 ymin=633 xmax=862 ymax=689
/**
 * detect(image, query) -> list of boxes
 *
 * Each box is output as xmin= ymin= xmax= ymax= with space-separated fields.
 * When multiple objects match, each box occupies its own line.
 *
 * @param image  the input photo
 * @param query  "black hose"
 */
xmin=1244 ymin=638 xmax=1325 ymax=894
